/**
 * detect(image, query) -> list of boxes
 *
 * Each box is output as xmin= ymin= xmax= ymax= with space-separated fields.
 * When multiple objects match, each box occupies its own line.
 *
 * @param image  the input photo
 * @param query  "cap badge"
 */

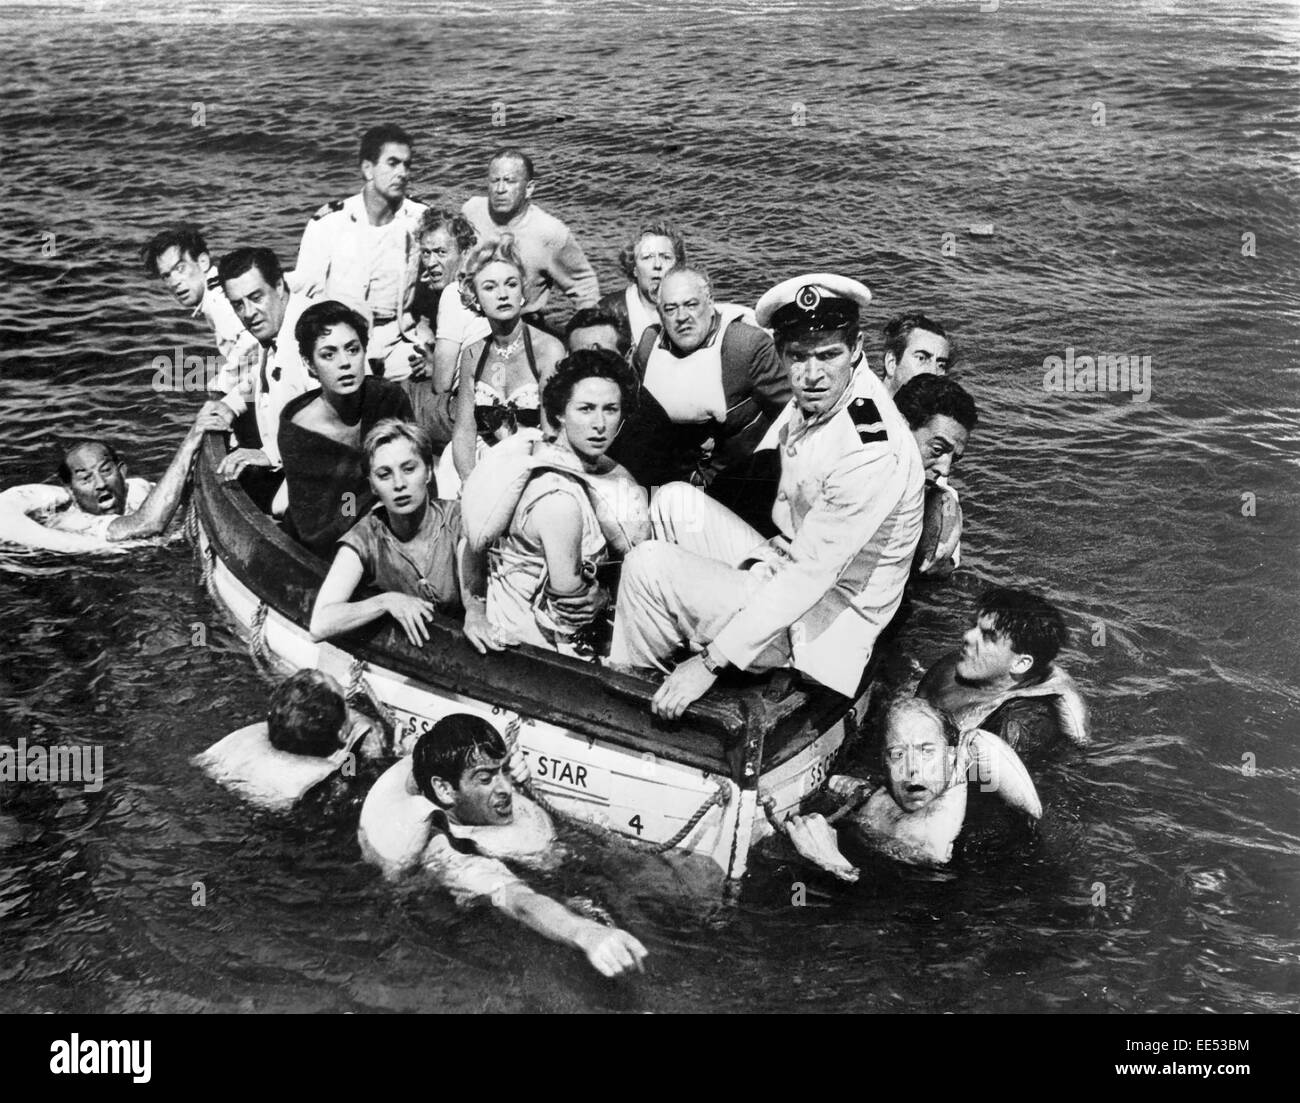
xmin=796 ymin=285 xmax=821 ymax=312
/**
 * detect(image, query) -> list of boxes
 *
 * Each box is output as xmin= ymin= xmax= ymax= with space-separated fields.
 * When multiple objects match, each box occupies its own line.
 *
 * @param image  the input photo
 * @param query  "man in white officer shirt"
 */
xmin=609 ymin=273 xmax=925 ymax=719
xmin=290 ymin=124 xmax=427 ymax=380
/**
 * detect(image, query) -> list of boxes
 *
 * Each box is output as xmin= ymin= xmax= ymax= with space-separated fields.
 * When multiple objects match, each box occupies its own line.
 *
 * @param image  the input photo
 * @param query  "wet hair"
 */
xmin=458 ymin=234 xmax=527 ymax=312
xmin=360 ymin=124 xmax=414 ymax=164
xmin=885 ymin=695 xmax=960 ymax=748
xmin=58 ymin=440 xmax=120 ymax=484
xmin=565 ymin=305 xmax=631 ymax=357
xmin=975 ymin=587 xmax=1068 ymax=683
xmin=295 ymin=299 xmax=370 ymax=366
xmin=411 ymin=714 xmax=508 ymax=801
xmin=894 ymin=374 xmax=978 ymax=434
xmin=542 ymin=348 xmax=636 ymax=426
xmin=489 ymin=147 xmax=535 ymax=181
xmin=141 ymin=223 xmax=209 ymax=277
xmin=416 ymin=207 xmax=478 ymax=253
xmin=362 ymin=418 xmax=434 ymax=474
xmin=617 ymin=221 xmax=687 ymax=281
xmin=267 ymin=669 xmax=347 ymax=757
xmin=217 ymin=246 xmax=284 ymax=291
xmin=659 ymin=265 xmax=712 ymax=302
xmin=882 ymin=312 xmax=951 ymax=366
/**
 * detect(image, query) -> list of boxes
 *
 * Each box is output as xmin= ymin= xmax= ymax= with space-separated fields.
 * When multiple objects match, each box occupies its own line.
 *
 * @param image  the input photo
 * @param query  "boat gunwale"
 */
xmin=193 ymin=434 xmax=858 ymax=784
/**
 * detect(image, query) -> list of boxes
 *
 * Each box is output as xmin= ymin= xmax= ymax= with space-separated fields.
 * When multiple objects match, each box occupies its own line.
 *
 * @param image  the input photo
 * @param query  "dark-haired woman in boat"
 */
xmin=279 ymin=300 xmax=413 ymax=557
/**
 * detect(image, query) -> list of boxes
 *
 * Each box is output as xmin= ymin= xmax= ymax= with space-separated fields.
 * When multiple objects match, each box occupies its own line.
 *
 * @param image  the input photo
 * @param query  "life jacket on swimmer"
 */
xmin=192 ymin=714 xmax=372 ymax=812
xmin=357 ymin=755 xmax=556 ymax=878
xmin=954 ymin=665 xmax=1091 ymax=749
xmin=459 ymin=433 xmax=650 ymax=558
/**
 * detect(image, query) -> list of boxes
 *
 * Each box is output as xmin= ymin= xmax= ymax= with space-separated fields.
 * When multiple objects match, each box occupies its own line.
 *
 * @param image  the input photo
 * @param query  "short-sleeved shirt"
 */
xmin=339 ymin=498 xmax=463 ymax=609
xmin=435 ymin=284 xmax=491 ymax=349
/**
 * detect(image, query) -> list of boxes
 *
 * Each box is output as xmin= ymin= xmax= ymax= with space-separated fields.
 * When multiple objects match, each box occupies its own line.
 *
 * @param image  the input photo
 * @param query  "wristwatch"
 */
xmin=700 ymin=645 xmax=728 ymax=675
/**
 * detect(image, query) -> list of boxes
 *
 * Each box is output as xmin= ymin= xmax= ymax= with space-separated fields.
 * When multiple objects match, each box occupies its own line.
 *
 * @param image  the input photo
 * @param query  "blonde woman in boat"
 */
xmin=445 ymin=234 xmax=566 ymax=493
xmin=309 ymin=418 xmax=500 ymax=656
xmin=467 ymin=349 xmax=647 ymax=656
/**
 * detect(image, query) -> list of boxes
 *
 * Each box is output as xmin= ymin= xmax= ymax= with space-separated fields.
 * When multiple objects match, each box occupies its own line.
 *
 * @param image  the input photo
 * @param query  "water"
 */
xmin=1 ymin=0 xmax=1297 ymax=1013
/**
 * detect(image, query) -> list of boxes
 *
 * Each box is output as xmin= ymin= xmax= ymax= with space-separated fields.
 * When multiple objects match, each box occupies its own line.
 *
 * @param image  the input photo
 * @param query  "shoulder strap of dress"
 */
xmin=474 ymin=338 xmax=493 ymax=383
xmin=523 ymin=324 xmax=539 ymax=380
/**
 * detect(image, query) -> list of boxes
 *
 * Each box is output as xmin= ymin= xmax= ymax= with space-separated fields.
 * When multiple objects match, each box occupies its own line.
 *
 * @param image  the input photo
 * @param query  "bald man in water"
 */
xmin=0 ymin=405 xmax=228 ymax=552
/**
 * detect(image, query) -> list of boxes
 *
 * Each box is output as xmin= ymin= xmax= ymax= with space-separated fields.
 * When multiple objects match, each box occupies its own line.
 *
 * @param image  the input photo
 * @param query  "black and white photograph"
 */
xmin=0 ymin=0 xmax=1295 ymax=1052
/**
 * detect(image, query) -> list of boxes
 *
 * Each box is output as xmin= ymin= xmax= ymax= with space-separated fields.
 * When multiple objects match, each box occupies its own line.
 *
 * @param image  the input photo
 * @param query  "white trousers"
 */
xmin=608 ymin=482 xmax=791 ymax=672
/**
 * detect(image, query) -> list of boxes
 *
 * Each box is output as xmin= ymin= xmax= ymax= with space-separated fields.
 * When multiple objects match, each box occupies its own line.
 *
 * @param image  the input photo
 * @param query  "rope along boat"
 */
xmin=189 ymin=435 xmax=883 ymax=881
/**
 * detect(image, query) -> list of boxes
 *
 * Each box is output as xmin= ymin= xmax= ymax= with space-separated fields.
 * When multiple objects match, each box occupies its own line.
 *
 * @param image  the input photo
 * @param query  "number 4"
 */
xmin=628 ymin=814 xmax=644 ymax=836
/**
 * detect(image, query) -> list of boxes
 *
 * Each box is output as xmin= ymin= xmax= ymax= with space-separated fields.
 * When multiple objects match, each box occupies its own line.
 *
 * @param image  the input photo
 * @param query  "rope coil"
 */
xmin=345 ymin=657 xmax=398 ymax=733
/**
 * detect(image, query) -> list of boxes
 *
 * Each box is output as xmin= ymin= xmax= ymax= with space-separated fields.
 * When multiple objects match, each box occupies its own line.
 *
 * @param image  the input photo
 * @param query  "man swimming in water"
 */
xmin=0 ymin=405 xmax=229 ymax=553
xmin=784 ymin=697 xmax=1042 ymax=880
xmin=917 ymin=587 xmax=1090 ymax=751
xmin=359 ymin=713 xmax=648 ymax=979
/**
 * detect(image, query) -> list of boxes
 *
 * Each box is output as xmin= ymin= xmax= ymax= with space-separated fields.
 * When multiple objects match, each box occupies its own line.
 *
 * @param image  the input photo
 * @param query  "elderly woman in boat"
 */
xmin=461 ymin=349 xmax=649 ymax=657
xmin=445 ymin=234 xmax=566 ymax=495
xmin=279 ymin=300 xmax=414 ymax=557
xmin=309 ymin=418 xmax=499 ymax=654
xmin=596 ymin=220 xmax=686 ymax=350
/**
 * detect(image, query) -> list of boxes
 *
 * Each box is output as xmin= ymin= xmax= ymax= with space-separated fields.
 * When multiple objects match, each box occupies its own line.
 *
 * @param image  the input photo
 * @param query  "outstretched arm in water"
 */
xmin=106 ymin=408 xmax=229 ymax=541
xmin=492 ymin=881 xmax=647 ymax=978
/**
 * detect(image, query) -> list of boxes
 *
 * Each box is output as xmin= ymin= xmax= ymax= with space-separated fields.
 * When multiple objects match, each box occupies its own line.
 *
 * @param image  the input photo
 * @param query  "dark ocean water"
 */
xmin=0 ymin=0 xmax=1297 ymax=1013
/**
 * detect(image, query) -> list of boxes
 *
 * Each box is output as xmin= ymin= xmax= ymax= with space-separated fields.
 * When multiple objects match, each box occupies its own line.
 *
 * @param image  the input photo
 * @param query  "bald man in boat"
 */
xmin=917 ymin=587 xmax=1090 ymax=753
xmin=0 ymin=405 xmax=229 ymax=553
xmin=609 ymin=273 xmax=925 ymax=720
xmin=608 ymin=265 xmax=789 ymax=492
xmin=460 ymin=148 xmax=599 ymax=330
xmin=784 ymin=697 xmax=1042 ymax=881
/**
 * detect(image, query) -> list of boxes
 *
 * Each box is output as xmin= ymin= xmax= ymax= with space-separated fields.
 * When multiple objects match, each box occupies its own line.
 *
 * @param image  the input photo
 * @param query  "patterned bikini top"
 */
xmin=473 ymin=325 xmax=541 ymax=438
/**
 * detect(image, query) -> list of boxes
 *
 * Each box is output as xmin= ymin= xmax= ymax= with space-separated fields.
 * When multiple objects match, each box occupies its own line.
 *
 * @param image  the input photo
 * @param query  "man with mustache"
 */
xmin=290 ymin=124 xmax=428 ymax=381
xmin=0 ymin=405 xmax=229 ymax=552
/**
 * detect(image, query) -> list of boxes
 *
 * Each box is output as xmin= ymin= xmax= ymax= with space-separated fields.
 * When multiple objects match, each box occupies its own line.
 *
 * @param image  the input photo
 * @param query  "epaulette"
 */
xmin=849 ymin=397 xmax=889 ymax=443
xmin=311 ymin=199 xmax=346 ymax=221
xmin=206 ymin=274 xmax=221 ymax=289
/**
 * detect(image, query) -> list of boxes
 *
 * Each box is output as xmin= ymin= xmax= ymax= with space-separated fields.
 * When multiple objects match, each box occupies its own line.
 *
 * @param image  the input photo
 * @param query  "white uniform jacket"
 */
xmin=710 ymin=369 xmax=925 ymax=696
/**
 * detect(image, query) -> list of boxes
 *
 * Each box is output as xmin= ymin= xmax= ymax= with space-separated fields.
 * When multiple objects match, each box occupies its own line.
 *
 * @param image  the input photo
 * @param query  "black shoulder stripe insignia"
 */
xmin=849 ymin=397 xmax=883 ymax=426
xmin=311 ymin=199 xmax=346 ymax=221
xmin=206 ymin=275 xmax=221 ymax=289
xmin=856 ymin=428 xmax=889 ymax=443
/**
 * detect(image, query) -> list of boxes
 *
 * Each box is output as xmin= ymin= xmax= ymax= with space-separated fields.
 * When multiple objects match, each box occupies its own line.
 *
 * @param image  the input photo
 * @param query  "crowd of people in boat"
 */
xmin=0 ymin=124 xmax=1092 ymax=978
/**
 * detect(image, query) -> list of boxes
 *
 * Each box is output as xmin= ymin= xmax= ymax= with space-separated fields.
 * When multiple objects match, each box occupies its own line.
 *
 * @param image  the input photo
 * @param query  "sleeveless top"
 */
xmin=485 ymin=469 xmax=608 ymax=650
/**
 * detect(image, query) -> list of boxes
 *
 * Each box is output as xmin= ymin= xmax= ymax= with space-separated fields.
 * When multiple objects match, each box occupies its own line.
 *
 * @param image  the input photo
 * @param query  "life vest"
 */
xmin=193 ymin=717 xmax=370 ymax=812
xmin=357 ymin=756 xmax=556 ymax=877
xmin=955 ymin=665 xmax=1091 ymax=748
xmin=460 ymin=434 xmax=650 ymax=556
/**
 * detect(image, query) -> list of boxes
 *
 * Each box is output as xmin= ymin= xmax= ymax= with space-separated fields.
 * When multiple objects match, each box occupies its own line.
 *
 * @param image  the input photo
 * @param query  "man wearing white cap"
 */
xmin=609 ymin=273 xmax=926 ymax=719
